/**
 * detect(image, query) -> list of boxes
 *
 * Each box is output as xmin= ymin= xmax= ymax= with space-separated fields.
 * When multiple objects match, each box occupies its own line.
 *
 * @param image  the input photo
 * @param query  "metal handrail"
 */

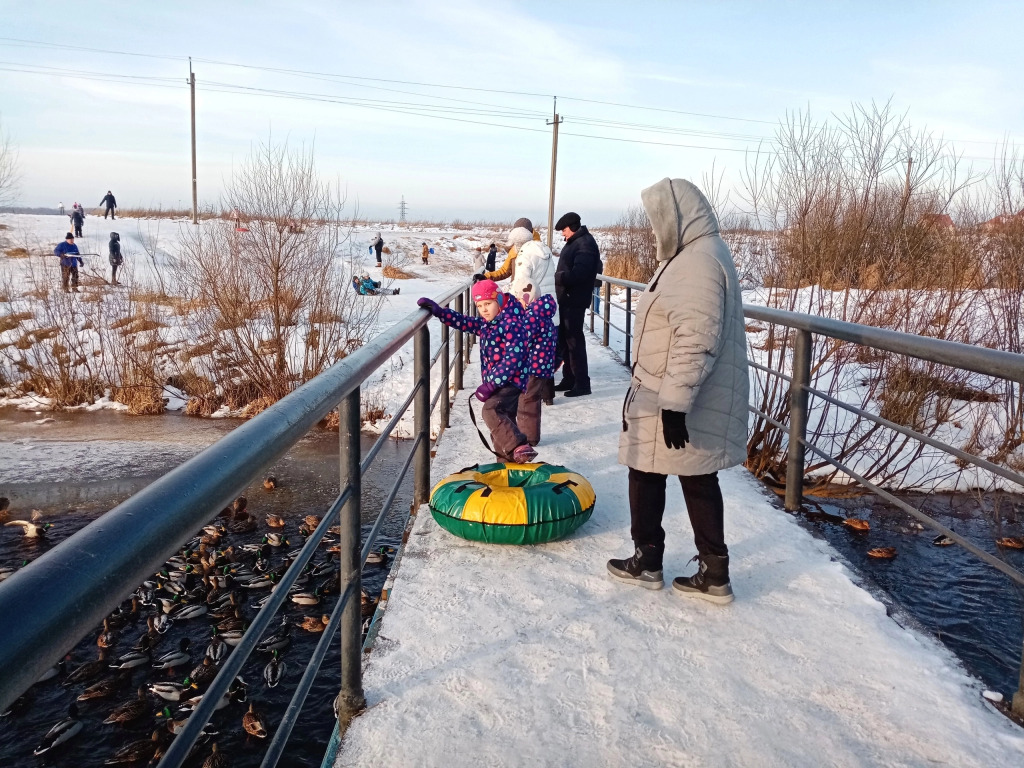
xmin=0 ymin=281 xmax=475 ymax=757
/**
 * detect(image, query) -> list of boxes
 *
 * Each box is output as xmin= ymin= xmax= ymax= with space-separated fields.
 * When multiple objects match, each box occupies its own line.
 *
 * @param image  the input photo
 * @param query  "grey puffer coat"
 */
xmin=618 ymin=178 xmax=749 ymax=476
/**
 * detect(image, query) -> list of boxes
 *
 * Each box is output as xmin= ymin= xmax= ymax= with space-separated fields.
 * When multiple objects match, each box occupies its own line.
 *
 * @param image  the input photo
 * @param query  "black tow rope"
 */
xmin=467 ymin=399 xmax=504 ymax=460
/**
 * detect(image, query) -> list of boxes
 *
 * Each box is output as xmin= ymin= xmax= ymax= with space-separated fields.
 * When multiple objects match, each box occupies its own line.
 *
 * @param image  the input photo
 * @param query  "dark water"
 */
xmin=790 ymin=491 xmax=1024 ymax=697
xmin=0 ymin=409 xmax=414 ymax=767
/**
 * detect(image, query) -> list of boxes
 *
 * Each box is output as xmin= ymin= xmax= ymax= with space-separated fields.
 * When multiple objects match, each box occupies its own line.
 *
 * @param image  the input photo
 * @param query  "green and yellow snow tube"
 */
xmin=428 ymin=462 xmax=596 ymax=544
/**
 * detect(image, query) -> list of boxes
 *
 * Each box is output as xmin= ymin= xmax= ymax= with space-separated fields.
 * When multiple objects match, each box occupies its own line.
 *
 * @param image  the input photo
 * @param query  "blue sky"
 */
xmin=1 ymin=0 xmax=1022 ymax=222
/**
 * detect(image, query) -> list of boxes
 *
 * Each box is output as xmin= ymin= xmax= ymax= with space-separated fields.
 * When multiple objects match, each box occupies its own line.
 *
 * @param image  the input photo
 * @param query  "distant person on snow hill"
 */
xmin=108 ymin=232 xmax=123 ymax=284
xmin=54 ymin=232 xmax=83 ymax=293
xmin=58 ymin=202 xmax=65 ymax=216
xmin=353 ymin=274 xmax=399 ymax=296
xmin=608 ymin=178 xmax=749 ymax=605
xmin=421 ymin=242 xmax=430 ymax=266
xmin=372 ymin=233 xmax=384 ymax=267
xmin=99 ymin=190 xmax=117 ymax=220
xmin=553 ymin=211 xmax=602 ymax=398
xmin=70 ymin=203 xmax=85 ymax=238
xmin=486 ymin=242 xmax=497 ymax=272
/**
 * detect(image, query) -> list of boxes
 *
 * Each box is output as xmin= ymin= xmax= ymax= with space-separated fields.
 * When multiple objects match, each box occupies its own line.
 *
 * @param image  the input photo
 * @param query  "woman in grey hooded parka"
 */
xmin=607 ymin=178 xmax=748 ymax=604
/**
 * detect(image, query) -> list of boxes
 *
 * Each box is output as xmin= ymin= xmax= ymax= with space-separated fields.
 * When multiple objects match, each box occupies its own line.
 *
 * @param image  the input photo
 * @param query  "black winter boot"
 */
xmin=607 ymin=545 xmax=664 ymax=590
xmin=672 ymin=554 xmax=734 ymax=604
xmin=554 ymin=378 xmax=575 ymax=392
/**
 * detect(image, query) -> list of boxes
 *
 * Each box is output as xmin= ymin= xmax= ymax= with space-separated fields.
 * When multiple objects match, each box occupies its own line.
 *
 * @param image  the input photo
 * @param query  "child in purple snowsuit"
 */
xmin=518 ymin=293 xmax=558 ymax=446
xmin=418 ymin=279 xmax=537 ymax=463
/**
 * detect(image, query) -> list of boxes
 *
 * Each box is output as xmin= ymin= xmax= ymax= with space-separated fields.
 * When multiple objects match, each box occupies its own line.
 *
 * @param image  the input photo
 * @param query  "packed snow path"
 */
xmin=337 ymin=336 xmax=1024 ymax=767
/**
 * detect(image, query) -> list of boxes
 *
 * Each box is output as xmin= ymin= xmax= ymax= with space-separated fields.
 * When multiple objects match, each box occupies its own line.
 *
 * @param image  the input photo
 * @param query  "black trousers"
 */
xmin=628 ymin=468 xmax=728 ymax=562
xmin=375 ymin=246 xmax=383 ymax=265
xmin=104 ymin=206 xmax=115 ymax=219
xmin=111 ymin=263 xmax=120 ymax=283
xmin=74 ymin=223 xmax=83 ymax=237
xmin=556 ymin=303 xmax=589 ymax=388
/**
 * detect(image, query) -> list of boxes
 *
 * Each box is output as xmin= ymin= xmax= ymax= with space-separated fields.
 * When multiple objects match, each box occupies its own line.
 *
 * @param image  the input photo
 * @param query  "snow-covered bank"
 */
xmin=337 ymin=336 xmax=1024 ymax=768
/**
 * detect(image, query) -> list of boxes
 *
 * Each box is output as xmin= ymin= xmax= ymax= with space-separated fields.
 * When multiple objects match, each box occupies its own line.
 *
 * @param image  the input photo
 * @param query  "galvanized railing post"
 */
xmin=589 ymin=287 xmax=595 ymax=332
xmin=625 ymin=285 xmax=632 ymax=367
xmin=785 ymin=329 xmax=812 ymax=512
xmin=602 ymin=281 xmax=611 ymax=347
xmin=454 ymin=293 xmax=464 ymax=392
xmin=336 ymin=389 xmax=365 ymax=719
xmin=414 ymin=325 xmax=431 ymax=506
xmin=440 ymin=321 xmax=450 ymax=428
xmin=1015 ymin=647 xmax=1024 ymax=717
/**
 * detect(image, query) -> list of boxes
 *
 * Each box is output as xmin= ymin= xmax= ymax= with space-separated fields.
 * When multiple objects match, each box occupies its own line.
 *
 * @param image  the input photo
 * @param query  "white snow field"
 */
xmin=337 ymin=337 xmax=1024 ymax=768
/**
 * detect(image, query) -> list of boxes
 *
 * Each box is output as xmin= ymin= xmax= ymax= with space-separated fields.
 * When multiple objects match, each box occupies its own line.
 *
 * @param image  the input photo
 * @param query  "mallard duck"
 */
xmin=933 ymin=534 xmax=955 ymax=546
xmin=153 ymin=613 xmax=172 ymax=635
xmin=842 ymin=518 xmax=870 ymax=532
xmin=290 ymin=587 xmax=322 ymax=606
xmin=172 ymin=603 xmax=208 ymax=621
xmin=303 ymin=514 xmax=321 ymax=530
xmin=263 ymin=476 xmax=277 ymax=491
xmin=265 ymin=513 xmax=285 ymax=529
xmin=35 ymin=657 xmax=68 ymax=684
xmin=0 ymin=559 xmax=28 ymax=581
xmin=256 ymin=618 xmax=291 ymax=653
xmin=179 ymin=677 xmax=247 ymax=713
xmin=264 ymin=533 xmax=288 ymax=548
xmin=229 ymin=516 xmax=257 ymax=534
xmin=309 ymin=560 xmax=335 ymax=578
xmin=867 ymin=546 xmax=898 ymax=559
xmin=109 ymin=645 xmax=151 ymax=670
xmin=232 ymin=496 xmax=248 ymax=515
xmin=206 ymin=632 xmax=227 ymax=665
xmin=217 ymin=609 xmax=246 ymax=632
xmin=202 ymin=743 xmax=230 ymax=768
xmin=106 ymin=598 xmax=140 ymax=631
xmin=242 ymin=701 xmax=268 ymax=738
xmin=4 ymin=517 xmax=52 ymax=538
xmin=317 ymin=577 xmax=339 ymax=596
xmin=297 ymin=614 xmax=330 ymax=633
xmin=209 ymin=589 xmax=239 ymax=610
xmin=996 ymin=536 xmax=1024 ymax=549
xmin=219 ymin=629 xmax=247 ymax=647
xmin=97 ymin=618 xmax=119 ymax=648
xmin=203 ymin=524 xmax=226 ymax=538
xmin=78 ymin=671 xmax=130 ymax=701
xmin=263 ymin=650 xmax=285 ymax=688
xmin=188 ymin=656 xmax=218 ymax=690
xmin=148 ymin=681 xmax=194 ymax=702
xmin=103 ymin=686 xmax=151 ymax=725
xmin=33 ymin=703 xmax=82 ymax=756
xmin=358 ymin=593 xmax=378 ymax=618
xmin=244 ymin=572 xmax=278 ymax=590
xmin=104 ymin=730 xmax=163 ymax=765
xmin=153 ymin=637 xmax=191 ymax=670
xmin=63 ymin=650 xmax=108 ymax=686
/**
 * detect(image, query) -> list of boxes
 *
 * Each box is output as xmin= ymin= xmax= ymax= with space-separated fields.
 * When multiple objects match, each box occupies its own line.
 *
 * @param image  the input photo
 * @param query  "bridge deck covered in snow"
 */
xmin=337 ymin=337 xmax=1024 ymax=767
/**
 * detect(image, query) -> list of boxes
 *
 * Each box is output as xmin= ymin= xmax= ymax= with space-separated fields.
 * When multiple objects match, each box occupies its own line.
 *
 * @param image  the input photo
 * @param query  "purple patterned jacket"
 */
xmin=522 ymin=294 xmax=558 ymax=380
xmin=434 ymin=294 xmax=530 ymax=391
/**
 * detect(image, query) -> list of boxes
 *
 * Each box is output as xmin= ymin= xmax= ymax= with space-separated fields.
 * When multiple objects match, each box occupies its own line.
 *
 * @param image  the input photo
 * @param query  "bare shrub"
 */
xmin=602 ymin=204 xmax=657 ymax=282
xmin=0 ymin=116 xmax=18 ymax=207
xmin=174 ymin=139 xmax=383 ymax=411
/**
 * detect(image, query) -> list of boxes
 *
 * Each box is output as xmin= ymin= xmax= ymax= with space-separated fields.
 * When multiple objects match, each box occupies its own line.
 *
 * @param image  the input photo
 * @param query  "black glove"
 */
xmin=661 ymin=410 xmax=689 ymax=450
xmin=472 ymin=272 xmax=486 ymax=283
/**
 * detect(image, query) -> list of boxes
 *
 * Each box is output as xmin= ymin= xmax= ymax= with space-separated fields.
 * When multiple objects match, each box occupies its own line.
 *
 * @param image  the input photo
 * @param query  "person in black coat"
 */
xmin=486 ymin=242 xmax=497 ymax=272
xmin=372 ymin=233 xmax=384 ymax=266
xmin=108 ymin=232 xmax=123 ymax=284
xmin=70 ymin=205 xmax=85 ymax=237
xmin=99 ymin=191 xmax=117 ymax=219
xmin=553 ymin=211 xmax=602 ymax=397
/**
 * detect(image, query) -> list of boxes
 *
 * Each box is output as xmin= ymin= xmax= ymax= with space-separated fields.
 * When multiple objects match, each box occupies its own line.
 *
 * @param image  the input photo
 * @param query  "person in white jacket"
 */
xmin=608 ymin=178 xmax=749 ymax=605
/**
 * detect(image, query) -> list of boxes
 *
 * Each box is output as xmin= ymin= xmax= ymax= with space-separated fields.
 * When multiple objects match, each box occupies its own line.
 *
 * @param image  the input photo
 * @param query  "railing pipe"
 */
xmin=0 ymin=282 xmax=469 ymax=714
xmin=602 ymin=281 xmax=611 ymax=347
xmin=414 ymin=325 xmax=431 ymax=507
xmin=337 ymin=389 xmax=365 ymax=719
xmin=625 ymin=286 xmax=632 ymax=367
xmin=785 ymin=329 xmax=812 ymax=511
xmin=454 ymin=292 xmax=464 ymax=391
xmin=440 ymin=322 xmax=451 ymax=428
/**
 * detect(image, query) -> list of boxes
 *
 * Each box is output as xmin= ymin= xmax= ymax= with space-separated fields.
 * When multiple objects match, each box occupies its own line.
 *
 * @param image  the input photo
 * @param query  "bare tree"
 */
xmin=174 ymin=139 xmax=383 ymax=412
xmin=0 ymin=116 xmax=19 ymax=207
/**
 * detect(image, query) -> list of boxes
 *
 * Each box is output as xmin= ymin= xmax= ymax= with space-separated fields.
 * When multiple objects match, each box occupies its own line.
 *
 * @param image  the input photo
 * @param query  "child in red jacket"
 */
xmin=418 ymin=280 xmax=536 ymax=463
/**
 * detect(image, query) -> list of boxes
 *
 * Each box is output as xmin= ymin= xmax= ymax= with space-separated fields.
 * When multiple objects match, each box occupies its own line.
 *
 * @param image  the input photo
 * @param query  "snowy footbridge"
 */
xmin=337 ymin=336 xmax=1024 ymax=767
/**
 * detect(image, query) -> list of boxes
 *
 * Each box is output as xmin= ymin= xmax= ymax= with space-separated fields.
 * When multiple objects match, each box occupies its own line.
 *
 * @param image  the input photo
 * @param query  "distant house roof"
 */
xmin=920 ymin=213 xmax=955 ymax=229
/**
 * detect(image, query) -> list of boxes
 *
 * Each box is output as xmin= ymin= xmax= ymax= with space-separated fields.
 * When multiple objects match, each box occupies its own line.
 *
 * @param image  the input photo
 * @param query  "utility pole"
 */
xmin=398 ymin=195 xmax=408 ymax=225
xmin=190 ymin=59 xmax=198 ymax=226
xmin=546 ymin=97 xmax=563 ymax=250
